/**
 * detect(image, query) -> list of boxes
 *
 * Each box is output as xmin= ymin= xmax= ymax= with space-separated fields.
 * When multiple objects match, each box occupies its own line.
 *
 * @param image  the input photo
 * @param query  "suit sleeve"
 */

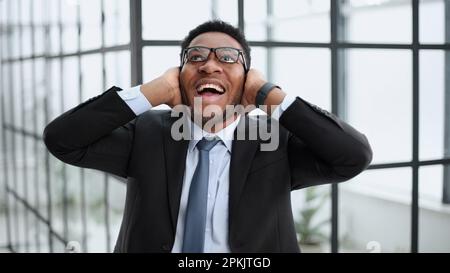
xmin=279 ymin=97 xmax=373 ymax=190
xmin=43 ymin=86 xmax=137 ymax=178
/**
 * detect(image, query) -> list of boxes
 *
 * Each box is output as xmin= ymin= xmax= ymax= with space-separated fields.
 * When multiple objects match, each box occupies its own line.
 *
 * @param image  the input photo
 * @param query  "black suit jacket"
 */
xmin=43 ymin=86 xmax=372 ymax=253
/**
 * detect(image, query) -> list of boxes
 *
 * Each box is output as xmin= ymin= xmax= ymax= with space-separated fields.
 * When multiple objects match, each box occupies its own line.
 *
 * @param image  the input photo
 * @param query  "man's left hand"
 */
xmin=241 ymin=69 xmax=287 ymax=115
xmin=241 ymin=69 xmax=266 ymax=108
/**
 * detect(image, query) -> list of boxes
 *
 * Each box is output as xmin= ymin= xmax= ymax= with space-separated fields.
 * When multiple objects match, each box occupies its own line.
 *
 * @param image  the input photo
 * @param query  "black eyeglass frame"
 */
xmin=180 ymin=46 xmax=249 ymax=72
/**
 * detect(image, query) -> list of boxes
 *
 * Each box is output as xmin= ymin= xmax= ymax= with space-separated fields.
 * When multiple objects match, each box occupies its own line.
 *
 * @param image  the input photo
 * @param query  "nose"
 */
xmin=198 ymin=52 xmax=223 ymax=74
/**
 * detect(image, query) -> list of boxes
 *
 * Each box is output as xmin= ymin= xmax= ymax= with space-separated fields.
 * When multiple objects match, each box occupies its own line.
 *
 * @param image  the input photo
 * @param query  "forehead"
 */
xmin=188 ymin=32 xmax=243 ymax=50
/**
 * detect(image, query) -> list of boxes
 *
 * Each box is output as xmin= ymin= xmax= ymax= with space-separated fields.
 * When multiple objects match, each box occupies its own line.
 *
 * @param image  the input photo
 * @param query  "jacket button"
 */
xmin=161 ymin=244 xmax=171 ymax=251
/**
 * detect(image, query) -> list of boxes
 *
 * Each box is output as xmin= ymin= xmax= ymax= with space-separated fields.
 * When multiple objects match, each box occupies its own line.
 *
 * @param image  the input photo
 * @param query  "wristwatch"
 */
xmin=255 ymin=82 xmax=280 ymax=108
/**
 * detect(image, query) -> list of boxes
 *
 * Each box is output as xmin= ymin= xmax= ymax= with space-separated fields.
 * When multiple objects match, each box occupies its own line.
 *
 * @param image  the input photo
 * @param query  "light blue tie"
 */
xmin=182 ymin=138 xmax=219 ymax=253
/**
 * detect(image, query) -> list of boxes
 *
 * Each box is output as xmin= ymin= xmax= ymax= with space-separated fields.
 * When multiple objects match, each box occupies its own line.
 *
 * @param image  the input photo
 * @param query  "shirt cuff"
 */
xmin=271 ymin=95 xmax=296 ymax=121
xmin=117 ymin=85 xmax=152 ymax=115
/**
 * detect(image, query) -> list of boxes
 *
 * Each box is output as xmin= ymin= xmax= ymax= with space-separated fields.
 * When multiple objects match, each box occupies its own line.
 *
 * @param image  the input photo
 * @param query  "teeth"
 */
xmin=197 ymin=83 xmax=224 ymax=93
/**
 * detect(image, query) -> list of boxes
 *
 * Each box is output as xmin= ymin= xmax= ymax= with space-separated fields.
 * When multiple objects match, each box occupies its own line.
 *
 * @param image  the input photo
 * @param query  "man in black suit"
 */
xmin=43 ymin=20 xmax=372 ymax=253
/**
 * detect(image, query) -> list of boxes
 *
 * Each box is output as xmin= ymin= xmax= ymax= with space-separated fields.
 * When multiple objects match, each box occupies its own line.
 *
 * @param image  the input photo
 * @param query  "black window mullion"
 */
xmin=330 ymin=0 xmax=341 ymax=254
xmin=411 ymin=0 xmax=419 ymax=253
xmin=0 ymin=0 xmax=13 ymax=253
xmin=237 ymin=0 xmax=244 ymax=33
xmin=130 ymin=0 xmax=142 ymax=86
xmin=266 ymin=0 xmax=273 ymax=82
xmin=7 ymin=0 xmax=19 ymax=253
xmin=442 ymin=0 xmax=450 ymax=204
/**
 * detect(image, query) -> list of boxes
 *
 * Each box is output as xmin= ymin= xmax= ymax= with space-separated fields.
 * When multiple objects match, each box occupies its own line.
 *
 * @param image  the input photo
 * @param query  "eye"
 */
xmin=220 ymin=55 xmax=234 ymax=62
xmin=188 ymin=54 xmax=206 ymax=62
xmin=217 ymin=48 xmax=239 ymax=63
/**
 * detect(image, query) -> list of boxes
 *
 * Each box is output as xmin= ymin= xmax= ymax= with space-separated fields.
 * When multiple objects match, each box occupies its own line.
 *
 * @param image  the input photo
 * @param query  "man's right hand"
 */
xmin=140 ymin=67 xmax=182 ymax=108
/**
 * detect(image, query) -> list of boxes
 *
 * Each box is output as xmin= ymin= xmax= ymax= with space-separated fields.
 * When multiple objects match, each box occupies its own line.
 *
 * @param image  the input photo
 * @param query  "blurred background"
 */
xmin=0 ymin=0 xmax=449 ymax=253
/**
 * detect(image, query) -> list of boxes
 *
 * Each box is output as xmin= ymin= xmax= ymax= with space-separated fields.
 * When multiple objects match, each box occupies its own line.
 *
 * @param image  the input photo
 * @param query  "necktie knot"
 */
xmin=196 ymin=138 xmax=219 ymax=152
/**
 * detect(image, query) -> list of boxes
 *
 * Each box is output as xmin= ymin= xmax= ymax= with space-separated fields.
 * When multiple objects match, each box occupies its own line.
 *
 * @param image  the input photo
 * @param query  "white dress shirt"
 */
xmin=117 ymin=85 xmax=295 ymax=252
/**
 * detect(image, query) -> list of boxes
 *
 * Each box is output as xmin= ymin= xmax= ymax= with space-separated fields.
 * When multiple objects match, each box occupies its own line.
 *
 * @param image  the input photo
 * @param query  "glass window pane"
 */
xmin=84 ymin=170 xmax=107 ymax=253
xmin=50 ymin=238 xmax=67 ymax=253
xmin=13 ymin=62 xmax=22 ymax=126
xmin=340 ymin=0 xmax=412 ymax=44
xmin=81 ymin=53 xmax=102 ymax=100
xmin=213 ymin=0 xmax=238 ymax=26
xmin=143 ymin=46 xmax=180 ymax=110
xmin=245 ymin=0 xmax=330 ymax=42
xmin=14 ymin=202 xmax=25 ymax=252
xmin=9 ymin=0 xmax=20 ymax=58
xmin=32 ymin=0 xmax=45 ymax=56
xmin=48 ymin=0 xmax=61 ymax=55
xmin=22 ymin=27 xmax=33 ymax=58
xmin=419 ymin=165 xmax=450 ymax=252
xmin=104 ymin=0 xmax=130 ymax=47
xmin=105 ymin=50 xmax=130 ymax=89
xmin=21 ymin=0 xmax=32 ymax=57
xmin=47 ymin=0 xmax=60 ymax=27
xmin=49 ymin=59 xmax=62 ymax=121
xmin=25 ymin=137 xmax=36 ymax=208
xmin=37 ymin=141 xmax=49 ymax=219
xmin=244 ymin=0 xmax=267 ymax=41
xmin=420 ymin=0 xmax=446 ymax=44
xmin=346 ymin=49 xmax=412 ymax=164
xmin=36 ymin=221 xmax=50 ymax=252
xmin=273 ymin=0 xmax=330 ymax=42
xmin=249 ymin=46 xmax=267 ymax=78
xmin=61 ymin=0 xmax=79 ymax=54
xmin=272 ymin=48 xmax=331 ymax=110
xmin=63 ymin=56 xmax=80 ymax=110
xmin=291 ymin=185 xmax=331 ymax=252
xmin=33 ymin=26 xmax=45 ymax=56
xmin=49 ymin=24 xmax=61 ymax=55
xmin=2 ymin=65 xmax=12 ymax=124
xmin=65 ymin=165 xmax=84 ymax=249
xmin=108 ymin=177 xmax=126 ymax=252
xmin=22 ymin=60 xmax=34 ymax=132
xmin=143 ymin=46 xmax=179 ymax=83
xmin=420 ymin=165 xmax=444 ymax=204
xmin=339 ymin=168 xmax=411 ymax=252
xmin=15 ymin=133 xmax=25 ymax=198
xmin=142 ymin=0 xmax=212 ymax=40
xmin=0 ymin=0 xmax=6 ymax=25
xmin=0 ymin=32 xmax=6 ymax=59
xmin=80 ymin=0 xmax=102 ymax=51
xmin=49 ymin=155 xmax=66 ymax=238
xmin=420 ymin=50 xmax=446 ymax=160
xmin=35 ymin=58 xmax=46 ymax=134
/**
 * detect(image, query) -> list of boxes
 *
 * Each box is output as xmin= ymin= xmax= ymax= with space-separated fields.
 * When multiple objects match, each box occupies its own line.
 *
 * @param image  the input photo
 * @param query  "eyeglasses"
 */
xmin=181 ymin=46 xmax=248 ymax=72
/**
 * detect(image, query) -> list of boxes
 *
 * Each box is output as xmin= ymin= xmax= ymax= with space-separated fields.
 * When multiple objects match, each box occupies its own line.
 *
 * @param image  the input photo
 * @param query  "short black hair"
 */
xmin=180 ymin=20 xmax=251 ymax=71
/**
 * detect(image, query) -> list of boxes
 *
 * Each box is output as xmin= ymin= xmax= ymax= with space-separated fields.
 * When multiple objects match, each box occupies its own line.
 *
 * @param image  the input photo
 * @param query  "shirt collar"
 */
xmin=188 ymin=115 xmax=241 ymax=153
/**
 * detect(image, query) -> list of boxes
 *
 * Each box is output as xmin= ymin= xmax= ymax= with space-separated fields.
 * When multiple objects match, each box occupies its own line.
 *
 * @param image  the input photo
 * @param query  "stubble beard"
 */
xmin=180 ymin=82 xmax=243 ymax=129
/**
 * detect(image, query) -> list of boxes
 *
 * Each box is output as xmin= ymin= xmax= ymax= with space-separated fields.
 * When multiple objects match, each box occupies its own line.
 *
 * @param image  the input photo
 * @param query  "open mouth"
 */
xmin=196 ymin=83 xmax=225 ymax=97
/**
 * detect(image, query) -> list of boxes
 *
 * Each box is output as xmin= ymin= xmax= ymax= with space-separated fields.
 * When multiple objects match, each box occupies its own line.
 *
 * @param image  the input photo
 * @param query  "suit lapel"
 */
xmin=163 ymin=114 xmax=189 ymax=232
xmin=229 ymin=116 xmax=260 ymax=233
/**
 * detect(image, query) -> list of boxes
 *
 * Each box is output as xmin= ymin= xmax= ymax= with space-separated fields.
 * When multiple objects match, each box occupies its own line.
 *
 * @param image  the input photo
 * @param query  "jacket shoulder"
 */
xmin=135 ymin=109 xmax=172 ymax=127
